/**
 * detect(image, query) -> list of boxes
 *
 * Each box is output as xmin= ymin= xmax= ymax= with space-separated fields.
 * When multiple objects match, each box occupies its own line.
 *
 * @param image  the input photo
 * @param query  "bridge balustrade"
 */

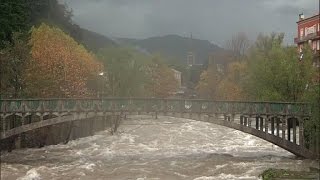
xmin=1 ymin=98 xmax=317 ymax=159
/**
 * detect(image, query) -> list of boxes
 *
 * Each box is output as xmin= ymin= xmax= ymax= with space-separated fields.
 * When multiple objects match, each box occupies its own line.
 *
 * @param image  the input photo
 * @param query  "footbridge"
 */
xmin=0 ymin=98 xmax=318 ymax=158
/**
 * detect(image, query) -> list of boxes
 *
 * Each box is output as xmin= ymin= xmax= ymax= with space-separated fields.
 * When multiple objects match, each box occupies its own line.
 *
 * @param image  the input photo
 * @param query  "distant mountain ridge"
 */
xmin=79 ymin=28 xmax=117 ymax=52
xmin=117 ymin=34 xmax=223 ymax=65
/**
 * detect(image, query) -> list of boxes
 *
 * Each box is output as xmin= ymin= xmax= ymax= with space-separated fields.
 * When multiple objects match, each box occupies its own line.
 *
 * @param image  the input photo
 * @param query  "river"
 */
xmin=1 ymin=115 xmax=319 ymax=180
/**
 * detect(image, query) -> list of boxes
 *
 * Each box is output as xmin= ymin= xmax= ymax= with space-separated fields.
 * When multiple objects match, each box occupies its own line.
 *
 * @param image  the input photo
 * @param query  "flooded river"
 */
xmin=1 ymin=115 xmax=319 ymax=180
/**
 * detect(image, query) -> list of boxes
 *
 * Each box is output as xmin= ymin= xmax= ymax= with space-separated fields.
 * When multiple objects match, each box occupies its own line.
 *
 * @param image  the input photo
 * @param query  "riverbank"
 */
xmin=260 ymin=168 xmax=320 ymax=180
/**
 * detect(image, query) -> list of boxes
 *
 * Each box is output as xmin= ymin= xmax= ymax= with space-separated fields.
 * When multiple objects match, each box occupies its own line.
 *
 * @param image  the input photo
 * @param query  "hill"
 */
xmin=118 ymin=34 xmax=223 ymax=65
xmin=78 ymin=28 xmax=117 ymax=52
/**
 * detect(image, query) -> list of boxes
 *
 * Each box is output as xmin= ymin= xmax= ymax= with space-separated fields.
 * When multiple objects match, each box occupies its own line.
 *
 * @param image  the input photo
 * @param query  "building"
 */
xmin=294 ymin=13 xmax=320 ymax=66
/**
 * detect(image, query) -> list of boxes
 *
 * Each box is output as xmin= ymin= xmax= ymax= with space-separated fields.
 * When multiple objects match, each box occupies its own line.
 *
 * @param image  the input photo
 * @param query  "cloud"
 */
xmin=62 ymin=0 xmax=318 ymax=46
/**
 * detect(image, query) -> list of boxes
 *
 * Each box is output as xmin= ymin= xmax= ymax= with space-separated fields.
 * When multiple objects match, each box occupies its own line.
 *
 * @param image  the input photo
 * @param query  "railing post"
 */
xmin=265 ymin=115 xmax=269 ymax=134
xmin=282 ymin=116 xmax=286 ymax=140
xmin=276 ymin=117 xmax=280 ymax=137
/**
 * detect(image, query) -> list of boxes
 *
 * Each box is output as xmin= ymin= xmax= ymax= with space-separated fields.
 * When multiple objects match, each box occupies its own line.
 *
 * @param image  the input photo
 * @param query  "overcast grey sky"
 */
xmin=63 ymin=0 xmax=318 ymax=46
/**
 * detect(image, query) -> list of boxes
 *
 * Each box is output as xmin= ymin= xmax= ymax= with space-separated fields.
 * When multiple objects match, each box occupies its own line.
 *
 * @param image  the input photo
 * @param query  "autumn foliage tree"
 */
xmin=147 ymin=55 xmax=178 ymax=98
xmin=24 ymin=23 xmax=102 ymax=97
xmin=196 ymin=64 xmax=220 ymax=99
xmin=216 ymin=62 xmax=247 ymax=100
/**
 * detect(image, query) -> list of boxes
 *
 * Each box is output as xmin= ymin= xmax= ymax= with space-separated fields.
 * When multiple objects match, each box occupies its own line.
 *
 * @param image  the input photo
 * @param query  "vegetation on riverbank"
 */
xmin=260 ymin=168 xmax=320 ymax=180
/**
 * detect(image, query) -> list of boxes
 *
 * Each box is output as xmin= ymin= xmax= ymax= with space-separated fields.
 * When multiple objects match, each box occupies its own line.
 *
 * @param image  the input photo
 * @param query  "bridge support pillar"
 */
xmin=293 ymin=118 xmax=296 ymax=144
xmin=2 ymin=114 xmax=6 ymax=133
xmin=260 ymin=117 xmax=264 ymax=131
xmin=287 ymin=119 xmax=291 ymax=142
xmin=248 ymin=116 xmax=252 ymax=127
xmin=15 ymin=135 xmax=21 ymax=149
xmin=231 ymin=114 xmax=235 ymax=122
xmin=299 ymin=119 xmax=304 ymax=147
xmin=271 ymin=117 xmax=275 ymax=135
xmin=276 ymin=117 xmax=280 ymax=137
xmin=21 ymin=114 xmax=25 ymax=126
xmin=240 ymin=115 xmax=243 ymax=125
xmin=244 ymin=116 xmax=247 ymax=126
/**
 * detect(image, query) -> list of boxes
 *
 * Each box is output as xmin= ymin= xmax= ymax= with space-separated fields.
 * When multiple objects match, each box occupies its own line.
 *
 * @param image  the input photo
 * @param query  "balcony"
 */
xmin=294 ymin=31 xmax=320 ymax=44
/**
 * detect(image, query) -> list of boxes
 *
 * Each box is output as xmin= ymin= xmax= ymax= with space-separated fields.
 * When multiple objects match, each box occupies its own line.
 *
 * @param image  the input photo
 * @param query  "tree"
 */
xmin=245 ymin=33 xmax=315 ymax=102
xmin=24 ymin=23 xmax=101 ymax=98
xmin=147 ymin=55 xmax=178 ymax=98
xmin=0 ymin=32 xmax=30 ymax=98
xmin=196 ymin=63 xmax=221 ymax=99
xmin=97 ymin=47 xmax=150 ymax=97
xmin=216 ymin=61 xmax=247 ymax=100
xmin=0 ymin=0 xmax=29 ymax=47
xmin=225 ymin=32 xmax=250 ymax=60
xmin=0 ymin=0 xmax=81 ymax=47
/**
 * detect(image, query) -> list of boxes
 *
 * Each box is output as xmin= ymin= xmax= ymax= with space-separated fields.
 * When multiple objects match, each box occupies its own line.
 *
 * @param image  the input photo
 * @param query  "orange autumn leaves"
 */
xmin=196 ymin=61 xmax=247 ymax=100
xmin=25 ymin=23 xmax=102 ymax=98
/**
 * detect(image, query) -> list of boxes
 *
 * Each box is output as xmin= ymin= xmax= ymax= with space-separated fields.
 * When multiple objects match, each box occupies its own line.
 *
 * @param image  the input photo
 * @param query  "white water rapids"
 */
xmin=1 ymin=115 xmax=319 ymax=180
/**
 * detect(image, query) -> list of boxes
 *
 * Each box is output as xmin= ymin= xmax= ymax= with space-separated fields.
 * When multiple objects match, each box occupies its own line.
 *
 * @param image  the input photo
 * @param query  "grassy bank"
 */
xmin=260 ymin=168 xmax=319 ymax=180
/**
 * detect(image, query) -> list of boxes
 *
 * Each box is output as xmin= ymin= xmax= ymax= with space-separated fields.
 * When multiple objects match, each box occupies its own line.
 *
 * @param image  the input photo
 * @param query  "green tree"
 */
xmin=0 ymin=32 xmax=30 ymax=98
xmin=0 ymin=0 xmax=80 ymax=47
xmin=97 ymin=47 xmax=150 ymax=97
xmin=0 ymin=0 xmax=29 ymax=46
xmin=245 ymin=33 xmax=315 ymax=102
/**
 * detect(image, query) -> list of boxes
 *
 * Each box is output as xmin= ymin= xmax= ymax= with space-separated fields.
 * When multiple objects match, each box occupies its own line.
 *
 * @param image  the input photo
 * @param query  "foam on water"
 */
xmin=1 ymin=115 xmax=318 ymax=179
xmin=17 ymin=168 xmax=41 ymax=180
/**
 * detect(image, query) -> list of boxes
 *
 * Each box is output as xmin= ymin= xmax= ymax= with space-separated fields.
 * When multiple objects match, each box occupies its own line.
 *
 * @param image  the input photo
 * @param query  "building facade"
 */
xmin=294 ymin=13 xmax=320 ymax=66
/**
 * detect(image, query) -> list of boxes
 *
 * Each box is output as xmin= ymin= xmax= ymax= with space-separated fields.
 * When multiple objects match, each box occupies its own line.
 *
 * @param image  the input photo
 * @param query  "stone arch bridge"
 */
xmin=0 ymin=98 xmax=318 ymax=159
